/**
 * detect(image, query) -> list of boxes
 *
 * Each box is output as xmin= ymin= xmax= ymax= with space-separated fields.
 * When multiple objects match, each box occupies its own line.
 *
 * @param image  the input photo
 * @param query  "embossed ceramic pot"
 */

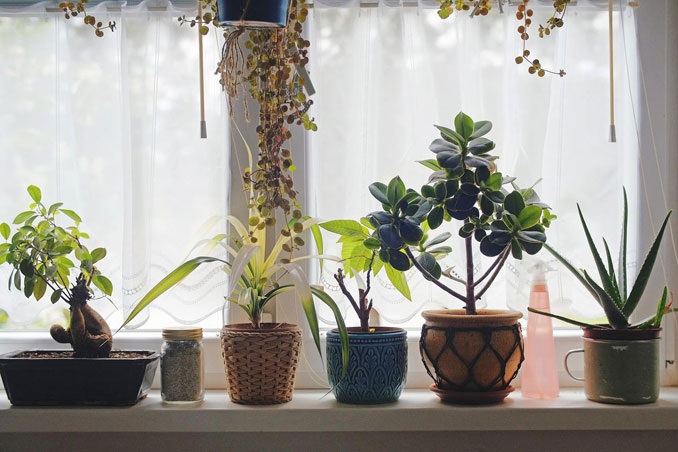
xmin=326 ymin=327 xmax=407 ymax=404
xmin=420 ymin=309 xmax=524 ymax=404
xmin=564 ymin=327 xmax=661 ymax=404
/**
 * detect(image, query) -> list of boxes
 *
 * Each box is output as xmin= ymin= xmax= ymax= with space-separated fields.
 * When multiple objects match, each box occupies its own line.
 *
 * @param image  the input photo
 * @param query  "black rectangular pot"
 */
xmin=0 ymin=350 xmax=159 ymax=406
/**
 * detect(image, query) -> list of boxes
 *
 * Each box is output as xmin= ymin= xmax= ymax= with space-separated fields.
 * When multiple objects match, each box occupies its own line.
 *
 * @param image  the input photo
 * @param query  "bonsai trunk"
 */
xmin=49 ymin=275 xmax=112 ymax=358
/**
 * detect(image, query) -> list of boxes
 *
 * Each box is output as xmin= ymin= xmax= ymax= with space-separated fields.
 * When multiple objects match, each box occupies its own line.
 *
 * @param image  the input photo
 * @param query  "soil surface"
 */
xmin=13 ymin=351 xmax=153 ymax=359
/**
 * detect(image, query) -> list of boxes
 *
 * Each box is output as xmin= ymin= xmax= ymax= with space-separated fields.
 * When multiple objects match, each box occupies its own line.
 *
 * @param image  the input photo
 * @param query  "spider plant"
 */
xmin=119 ymin=135 xmax=349 ymax=370
xmin=530 ymin=189 xmax=673 ymax=329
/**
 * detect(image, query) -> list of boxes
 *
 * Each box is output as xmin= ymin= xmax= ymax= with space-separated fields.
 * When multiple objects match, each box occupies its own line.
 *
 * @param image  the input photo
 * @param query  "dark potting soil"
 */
xmin=13 ymin=351 xmax=153 ymax=359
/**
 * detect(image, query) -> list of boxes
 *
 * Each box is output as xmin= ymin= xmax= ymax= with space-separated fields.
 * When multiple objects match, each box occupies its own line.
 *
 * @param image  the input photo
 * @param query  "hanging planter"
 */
xmin=217 ymin=0 xmax=290 ymax=28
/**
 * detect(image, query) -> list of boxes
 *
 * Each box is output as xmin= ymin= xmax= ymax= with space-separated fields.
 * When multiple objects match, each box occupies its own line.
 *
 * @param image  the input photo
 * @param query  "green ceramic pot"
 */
xmin=565 ymin=328 xmax=661 ymax=405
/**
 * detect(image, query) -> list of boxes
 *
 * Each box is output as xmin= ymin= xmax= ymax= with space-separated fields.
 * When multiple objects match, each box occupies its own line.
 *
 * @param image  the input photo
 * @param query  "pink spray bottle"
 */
xmin=521 ymin=260 xmax=559 ymax=399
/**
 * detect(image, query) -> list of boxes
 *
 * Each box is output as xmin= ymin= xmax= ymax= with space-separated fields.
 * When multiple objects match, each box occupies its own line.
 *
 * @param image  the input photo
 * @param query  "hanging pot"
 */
xmin=420 ymin=309 xmax=524 ymax=404
xmin=326 ymin=327 xmax=408 ymax=404
xmin=217 ymin=0 xmax=290 ymax=28
xmin=564 ymin=327 xmax=661 ymax=404
xmin=220 ymin=323 xmax=302 ymax=404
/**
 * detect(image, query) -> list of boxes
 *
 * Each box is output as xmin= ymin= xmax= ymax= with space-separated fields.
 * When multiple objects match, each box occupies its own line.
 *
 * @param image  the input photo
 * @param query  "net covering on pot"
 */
xmin=220 ymin=324 xmax=302 ymax=404
xmin=420 ymin=323 xmax=524 ymax=391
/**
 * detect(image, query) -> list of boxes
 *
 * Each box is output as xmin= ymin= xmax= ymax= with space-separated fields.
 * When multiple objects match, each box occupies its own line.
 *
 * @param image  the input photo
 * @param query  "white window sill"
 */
xmin=1 ymin=389 xmax=678 ymax=433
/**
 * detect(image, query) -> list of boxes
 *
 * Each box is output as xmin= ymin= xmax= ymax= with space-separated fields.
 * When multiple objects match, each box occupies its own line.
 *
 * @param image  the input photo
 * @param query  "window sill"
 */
xmin=2 ymin=388 xmax=678 ymax=434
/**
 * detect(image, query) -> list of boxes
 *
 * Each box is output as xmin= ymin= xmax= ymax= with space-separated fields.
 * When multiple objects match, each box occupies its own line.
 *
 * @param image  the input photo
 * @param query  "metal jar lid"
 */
xmin=162 ymin=327 xmax=203 ymax=341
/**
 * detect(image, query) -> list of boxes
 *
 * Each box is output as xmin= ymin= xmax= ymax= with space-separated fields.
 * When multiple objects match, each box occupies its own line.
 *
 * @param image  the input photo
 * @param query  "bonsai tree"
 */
xmin=0 ymin=186 xmax=114 ymax=357
xmin=359 ymin=112 xmax=555 ymax=314
xmin=531 ymin=189 xmax=674 ymax=329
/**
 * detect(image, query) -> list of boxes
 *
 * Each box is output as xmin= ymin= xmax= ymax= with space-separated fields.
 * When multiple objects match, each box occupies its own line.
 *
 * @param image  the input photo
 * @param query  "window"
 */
xmin=0 ymin=2 xmax=230 ymax=330
xmin=306 ymin=1 xmax=651 ymax=329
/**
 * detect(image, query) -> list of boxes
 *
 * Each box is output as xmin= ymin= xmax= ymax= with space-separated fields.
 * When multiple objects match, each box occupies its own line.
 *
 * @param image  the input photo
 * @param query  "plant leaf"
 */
xmin=310 ymin=286 xmax=349 ymax=376
xmin=454 ymin=111 xmax=474 ymax=140
xmin=624 ymin=210 xmax=672 ymax=317
xmin=60 ymin=209 xmax=82 ymax=225
xmin=369 ymin=182 xmax=390 ymax=206
xmin=0 ymin=223 xmax=10 ymax=240
xmin=602 ymin=238 xmax=622 ymax=308
xmin=119 ymin=256 xmax=227 ymax=330
xmin=320 ymin=220 xmax=367 ymax=238
xmin=91 ymin=248 xmax=107 ymax=263
xmin=618 ymin=187 xmax=628 ymax=303
xmin=528 ymin=307 xmax=608 ymax=329
xmin=92 ymin=275 xmax=113 ymax=296
xmin=469 ymin=120 xmax=492 ymax=140
xmin=384 ymin=263 xmax=411 ymax=300
xmin=544 ymin=244 xmax=598 ymax=301
xmin=583 ymin=271 xmax=629 ymax=329
xmin=27 ymin=185 xmax=41 ymax=203
xmin=577 ymin=204 xmax=619 ymax=307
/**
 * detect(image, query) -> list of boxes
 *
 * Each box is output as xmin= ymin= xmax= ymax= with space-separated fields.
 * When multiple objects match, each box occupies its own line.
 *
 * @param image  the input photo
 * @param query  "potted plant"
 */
xmin=359 ymin=112 xmax=554 ymax=404
xmin=120 ymin=138 xmax=348 ymax=405
xmin=0 ymin=186 xmax=158 ymax=406
xmin=318 ymin=219 xmax=440 ymax=404
xmin=530 ymin=189 xmax=673 ymax=404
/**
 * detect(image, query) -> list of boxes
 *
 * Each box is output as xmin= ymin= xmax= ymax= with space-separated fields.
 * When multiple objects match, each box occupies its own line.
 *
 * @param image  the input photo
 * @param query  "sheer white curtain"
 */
xmin=308 ymin=0 xmax=640 ymax=328
xmin=0 ymin=0 xmax=229 ymax=329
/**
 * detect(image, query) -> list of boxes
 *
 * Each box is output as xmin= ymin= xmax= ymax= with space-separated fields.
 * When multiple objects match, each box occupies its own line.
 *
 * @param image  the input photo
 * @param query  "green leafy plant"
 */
xmin=352 ymin=112 xmax=554 ymax=315
xmin=435 ymin=0 xmax=569 ymax=77
xmin=120 ymin=136 xmax=349 ymax=371
xmin=0 ymin=186 xmax=114 ymax=357
xmin=530 ymin=189 xmax=673 ymax=329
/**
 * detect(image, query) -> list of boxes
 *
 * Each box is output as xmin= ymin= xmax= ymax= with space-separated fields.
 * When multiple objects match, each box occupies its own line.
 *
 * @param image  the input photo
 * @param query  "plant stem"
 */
xmin=404 ymin=247 xmax=469 ymax=307
xmin=475 ymin=246 xmax=510 ymax=301
xmin=464 ymin=228 xmax=477 ymax=315
xmin=473 ymin=249 xmax=507 ymax=287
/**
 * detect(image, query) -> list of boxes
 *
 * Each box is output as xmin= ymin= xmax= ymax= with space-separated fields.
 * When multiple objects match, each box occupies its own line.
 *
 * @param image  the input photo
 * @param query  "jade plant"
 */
xmin=530 ymin=189 xmax=673 ymax=329
xmin=0 ymin=186 xmax=114 ymax=357
xmin=435 ymin=0 xmax=569 ymax=77
xmin=353 ymin=112 xmax=555 ymax=315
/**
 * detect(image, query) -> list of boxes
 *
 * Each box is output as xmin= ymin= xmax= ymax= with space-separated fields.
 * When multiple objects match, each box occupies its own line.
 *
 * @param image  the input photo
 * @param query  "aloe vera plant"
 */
xmin=530 ymin=189 xmax=673 ymax=329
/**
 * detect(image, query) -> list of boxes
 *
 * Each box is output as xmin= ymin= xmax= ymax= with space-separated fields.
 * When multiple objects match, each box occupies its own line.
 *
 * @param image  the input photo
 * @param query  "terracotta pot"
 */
xmin=420 ymin=309 xmax=524 ymax=403
xmin=220 ymin=323 xmax=302 ymax=405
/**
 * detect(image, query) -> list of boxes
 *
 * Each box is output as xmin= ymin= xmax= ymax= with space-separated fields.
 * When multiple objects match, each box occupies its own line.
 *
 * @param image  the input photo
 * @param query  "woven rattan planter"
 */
xmin=420 ymin=309 xmax=524 ymax=404
xmin=220 ymin=323 xmax=302 ymax=405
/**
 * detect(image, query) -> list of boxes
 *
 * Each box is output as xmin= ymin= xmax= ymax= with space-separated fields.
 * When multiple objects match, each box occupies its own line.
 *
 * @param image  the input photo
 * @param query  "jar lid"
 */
xmin=162 ymin=327 xmax=203 ymax=341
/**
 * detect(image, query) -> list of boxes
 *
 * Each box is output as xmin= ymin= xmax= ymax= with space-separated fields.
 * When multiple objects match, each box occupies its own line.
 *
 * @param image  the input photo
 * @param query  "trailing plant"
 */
xmin=354 ymin=112 xmax=554 ymax=315
xmin=59 ymin=0 xmax=116 ymax=36
xmin=181 ymin=0 xmax=316 ymax=236
xmin=120 ymin=136 xmax=349 ymax=370
xmin=530 ymin=189 xmax=674 ymax=330
xmin=0 ymin=186 xmax=114 ymax=357
xmin=436 ymin=0 xmax=569 ymax=77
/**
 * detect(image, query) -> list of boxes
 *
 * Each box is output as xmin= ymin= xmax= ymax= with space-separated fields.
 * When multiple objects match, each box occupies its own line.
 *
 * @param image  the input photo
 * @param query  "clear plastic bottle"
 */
xmin=521 ymin=262 xmax=559 ymax=399
xmin=161 ymin=327 xmax=205 ymax=404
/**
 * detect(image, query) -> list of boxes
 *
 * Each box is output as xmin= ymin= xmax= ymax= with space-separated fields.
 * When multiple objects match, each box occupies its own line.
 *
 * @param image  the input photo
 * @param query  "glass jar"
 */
xmin=160 ymin=327 xmax=204 ymax=404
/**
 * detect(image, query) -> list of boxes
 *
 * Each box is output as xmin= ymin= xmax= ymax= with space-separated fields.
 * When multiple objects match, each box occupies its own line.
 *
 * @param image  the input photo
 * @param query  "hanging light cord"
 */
xmin=609 ymin=0 xmax=616 ymax=142
xmin=198 ymin=0 xmax=207 ymax=138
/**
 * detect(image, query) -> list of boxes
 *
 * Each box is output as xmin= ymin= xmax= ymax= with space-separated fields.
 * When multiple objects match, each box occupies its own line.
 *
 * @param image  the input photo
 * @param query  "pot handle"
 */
xmin=564 ymin=348 xmax=585 ymax=382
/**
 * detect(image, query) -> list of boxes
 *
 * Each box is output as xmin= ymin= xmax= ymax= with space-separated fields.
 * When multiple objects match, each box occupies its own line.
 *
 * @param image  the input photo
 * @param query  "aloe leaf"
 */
xmin=624 ymin=210 xmax=672 ymax=317
xmin=602 ymin=238 xmax=622 ymax=308
xmin=583 ymin=271 xmax=629 ymax=329
xmin=653 ymin=286 xmax=669 ymax=328
xmin=618 ymin=188 xmax=628 ymax=302
xmin=528 ymin=307 xmax=608 ymax=329
xmin=119 ymin=256 xmax=227 ymax=331
xmin=577 ymin=205 xmax=619 ymax=305
xmin=544 ymin=244 xmax=598 ymax=301
xmin=310 ymin=286 xmax=349 ymax=376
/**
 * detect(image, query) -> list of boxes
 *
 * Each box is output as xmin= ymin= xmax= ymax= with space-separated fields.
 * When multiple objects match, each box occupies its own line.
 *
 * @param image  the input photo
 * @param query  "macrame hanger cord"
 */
xmin=609 ymin=0 xmax=616 ymax=142
xmin=198 ymin=0 xmax=207 ymax=138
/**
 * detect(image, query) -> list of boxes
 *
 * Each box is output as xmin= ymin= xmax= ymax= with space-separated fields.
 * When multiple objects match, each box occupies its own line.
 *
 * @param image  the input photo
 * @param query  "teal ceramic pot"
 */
xmin=326 ymin=327 xmax=407 ymax=404
xmin=217 ymin=0 xmax=290 ymax=28
xmin=565 ymin=328 xmax=661 ymax=404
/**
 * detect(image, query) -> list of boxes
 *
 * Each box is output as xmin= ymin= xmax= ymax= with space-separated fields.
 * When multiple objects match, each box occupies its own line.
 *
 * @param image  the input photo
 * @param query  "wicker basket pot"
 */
xmin=420 ymin=309 xmax=524 ymax=403
xmin=220 ymin=323 xmax=302 ymax=405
